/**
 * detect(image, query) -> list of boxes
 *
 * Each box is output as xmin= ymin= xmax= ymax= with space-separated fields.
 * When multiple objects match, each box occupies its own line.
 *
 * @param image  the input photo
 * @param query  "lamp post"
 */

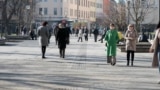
xmin=26 ymin=5 xmax=30 ymax=35
xmin=77 ymin=0 xmax=80 ymax=22
xmin=127 ymin=0 xmax=130 ymax=25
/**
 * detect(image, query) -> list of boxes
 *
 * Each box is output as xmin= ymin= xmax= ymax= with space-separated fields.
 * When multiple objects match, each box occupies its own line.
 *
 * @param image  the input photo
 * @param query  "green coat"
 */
xmin=105 ymin=29 xmax=119 ymax=56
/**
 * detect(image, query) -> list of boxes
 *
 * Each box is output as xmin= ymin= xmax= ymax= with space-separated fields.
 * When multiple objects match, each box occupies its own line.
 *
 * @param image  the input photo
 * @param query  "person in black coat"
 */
xmin=93 ymin=27 xmax=99 ymax=42
xmin=56 ymin=23 xmax=68 ymax=58
xmin=84 ymin=26 xmax=89 ymax=41
xmin=54 ymin=25 xmax=59 ymax=45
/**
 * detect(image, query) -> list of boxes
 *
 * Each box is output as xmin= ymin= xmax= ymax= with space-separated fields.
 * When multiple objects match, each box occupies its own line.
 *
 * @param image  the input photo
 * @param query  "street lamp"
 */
xmin=76 ymin=0 xmax=80 ymax=22
xmin=25 ymin=5 xmax=30 ymax=35
xmin=127 ymin=0 xmax=130 ymax=25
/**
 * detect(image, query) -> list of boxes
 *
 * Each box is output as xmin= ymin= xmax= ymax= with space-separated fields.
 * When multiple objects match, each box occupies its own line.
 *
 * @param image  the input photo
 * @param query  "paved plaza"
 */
xmin=0 ymin=35 xmax=159 ymax=90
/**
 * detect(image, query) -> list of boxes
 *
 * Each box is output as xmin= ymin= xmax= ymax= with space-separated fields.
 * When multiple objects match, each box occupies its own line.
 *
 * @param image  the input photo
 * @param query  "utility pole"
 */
xmin=127 ymin=0 xmax=130 ymax=25
xmin=77 ymin=0 xmax=79 ymax=22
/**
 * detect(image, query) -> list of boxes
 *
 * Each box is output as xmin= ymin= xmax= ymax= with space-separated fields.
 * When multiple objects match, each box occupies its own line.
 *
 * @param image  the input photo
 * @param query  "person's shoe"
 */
xmin=158 ymin=81 xmax=160 ymax=84
xmin=127 ymin=61 xmax=129 ymax=66
xmin=131 ymin=61 xmax=133 ymax=66
xmin=42 ymin=56 xmax=46 ymax=59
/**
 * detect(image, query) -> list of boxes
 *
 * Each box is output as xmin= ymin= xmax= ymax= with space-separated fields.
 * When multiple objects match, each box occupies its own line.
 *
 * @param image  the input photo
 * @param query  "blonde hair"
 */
xmin=128 ymin=24 xmax=134 ymax=29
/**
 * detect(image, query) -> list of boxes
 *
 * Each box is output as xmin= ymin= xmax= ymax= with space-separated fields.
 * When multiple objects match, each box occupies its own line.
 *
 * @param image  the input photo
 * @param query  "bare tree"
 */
xmin=103 ymin=1 xmax=127 ymax=32
xmin=127 ymin=0 xmax=153 ymax=32
xmin=1 ymin=0 xmax=36 ymax=36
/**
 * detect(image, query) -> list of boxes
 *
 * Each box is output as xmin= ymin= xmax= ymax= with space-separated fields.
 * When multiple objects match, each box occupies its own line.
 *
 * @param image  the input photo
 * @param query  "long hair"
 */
xmin=156 ymin=21 xmax=160 ymax=29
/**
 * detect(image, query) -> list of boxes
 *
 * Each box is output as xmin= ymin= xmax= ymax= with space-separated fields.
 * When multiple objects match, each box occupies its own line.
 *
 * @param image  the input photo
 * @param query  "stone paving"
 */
xmin=0 ymin=35 xmax=159 ymax=90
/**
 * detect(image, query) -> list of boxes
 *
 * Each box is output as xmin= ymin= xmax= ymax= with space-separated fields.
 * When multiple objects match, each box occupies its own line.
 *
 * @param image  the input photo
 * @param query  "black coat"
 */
xmin=56 ymin=28 xmax=68 ymax=49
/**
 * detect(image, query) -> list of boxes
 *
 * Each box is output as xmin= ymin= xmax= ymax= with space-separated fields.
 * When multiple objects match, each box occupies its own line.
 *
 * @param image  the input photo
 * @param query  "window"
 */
xmin=54 ymin=8 xmax=57 ymax=15
xmin=54 ymin=0 xmax=57 ymax=2
xmin=75 ymin=0 xmax=77 ymax=4
xmin=70 ymin=9 xmax=73 ymax=16
xmin=70 ymin=0 xmax=73 ymax=4
xmin=39 ymin=8 xmax=43 ymax=15
xmin=39 ymin=0 xmax=42 ymax=2
xmin=61 ymin=8 xmax=63 ymax=15
xmin=44 ymin=8 xmax=48 ymax=15
xmin=44 ymin=0 xmax=47 ymax=2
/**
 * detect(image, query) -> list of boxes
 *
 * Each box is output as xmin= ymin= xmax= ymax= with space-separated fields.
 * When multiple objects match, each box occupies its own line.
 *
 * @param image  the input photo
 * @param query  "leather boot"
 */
xmin=107 ymin=56 xmax=111 ymax=63
xmin=131 ymin=61 xmax=133 ymax=66
xmin=127 ymin=60 xmax=129 ymax=66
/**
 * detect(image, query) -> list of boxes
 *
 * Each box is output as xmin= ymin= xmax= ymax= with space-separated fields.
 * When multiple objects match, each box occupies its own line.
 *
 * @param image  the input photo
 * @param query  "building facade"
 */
xmin=35 ymin=0 xmax=97 ymax=26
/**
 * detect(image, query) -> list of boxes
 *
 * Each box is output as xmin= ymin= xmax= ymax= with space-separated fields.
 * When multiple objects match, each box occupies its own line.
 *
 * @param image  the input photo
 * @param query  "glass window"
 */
xmin=61 ymin=8 xmax=63 ymax=15
xmin=54 ymin=8 xmax=57 ymax=15
xmin=54 ymin=0 xmax=57 ymax=2
xmin=44 ymin=0 xmax=47 ymax=2
xmin=39 ymin=8 xmax=42 ymax=15
xmin=44 ymin=8 xmax=48 ymax=15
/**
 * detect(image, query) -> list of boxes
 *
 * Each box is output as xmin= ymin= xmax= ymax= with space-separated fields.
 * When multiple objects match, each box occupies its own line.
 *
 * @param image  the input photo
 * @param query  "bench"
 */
xmin=117 ymin=42 xmax=151 ymax=53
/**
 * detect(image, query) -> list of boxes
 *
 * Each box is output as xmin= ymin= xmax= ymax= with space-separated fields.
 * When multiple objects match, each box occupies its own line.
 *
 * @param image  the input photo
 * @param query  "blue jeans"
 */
xmin=158 ymin=46 xmax=160 ymax=73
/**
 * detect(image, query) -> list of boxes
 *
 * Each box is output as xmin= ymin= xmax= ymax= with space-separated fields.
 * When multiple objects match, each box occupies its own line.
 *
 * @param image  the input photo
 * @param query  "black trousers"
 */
xmin=127 ymin=50 xmax=134 ymax=61
xmin=41 ymin=46 xmax=46 ymax=58
xmin=78 ymin=37 xmax=83 ymax=42
xmin=59 ymin=48 xmax=65 ymax=58
xmin=94 ymin=35 xmax=98 ymax=42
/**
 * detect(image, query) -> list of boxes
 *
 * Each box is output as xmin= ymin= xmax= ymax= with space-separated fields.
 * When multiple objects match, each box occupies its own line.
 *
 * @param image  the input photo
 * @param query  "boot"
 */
xmin=131 ymin=61 xmax=133 ymax=66
xmin=111 ymin=56 xmax=116 ymax=66
xmin=62 ymin=49 xmax=65 ymax=58
xmin=127 ymin=60 xmax=129 ymax=66
xmin=107 ymin=56 xmax=111 ymax=63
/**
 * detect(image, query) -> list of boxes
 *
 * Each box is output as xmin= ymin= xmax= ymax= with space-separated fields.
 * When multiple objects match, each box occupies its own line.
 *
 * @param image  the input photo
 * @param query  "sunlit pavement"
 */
xmin=0 ymin=35 xmax=159 ymax=90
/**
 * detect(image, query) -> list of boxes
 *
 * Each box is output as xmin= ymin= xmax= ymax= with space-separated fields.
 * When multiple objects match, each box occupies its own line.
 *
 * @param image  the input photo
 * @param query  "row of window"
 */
xmin=39 ymin=8 xmax=62 ymax=15
xmin=70 ymin=9 xmax=95 ymax=18
xmin=39 ymin=0 xmax=63 ymax=2
xmin=70 ymin=0 xmax=99 ymax=8
xmin=38 ymin=8 xmax=95 ymax=18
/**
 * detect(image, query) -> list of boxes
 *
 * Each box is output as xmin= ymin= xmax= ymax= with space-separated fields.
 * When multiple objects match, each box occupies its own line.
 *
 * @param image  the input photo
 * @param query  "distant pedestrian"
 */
xmin=83 ymin=26 xmax=88 ymax=41
xmin=38 ymin=21 xmax=49 ymax=59
xmin=77 ymin=27 xmax=83 ymax=42
xmin=48 ymin=27 xmax=53 ymax=44
xmin=98 ymin=28 xmax=107 ymax=43
xmin=124 ymin=24 xmax=138 ymax=66
xmin=54 ymin=25 xmax=59 ymax=45
xmin=93 ymin=27 xmax=99 ymax=42
xmin=75 ymin=27 xmax=79 ymax=37
xmin=56 ymin=23 xmax=68 ymax=58
xmin=105 ymin=23 xmax=119 ymax=66
xmin=65 ymin=24 xmax=71 ymax=44
xmin=149 ymin=21 xmax=160 ymax=84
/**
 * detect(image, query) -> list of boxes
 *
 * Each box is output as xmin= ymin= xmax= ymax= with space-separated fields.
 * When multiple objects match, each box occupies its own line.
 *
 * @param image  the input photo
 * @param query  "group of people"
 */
xmin=104 ymin=23 xmax=137 ymax=66
xmin=74 ymin=26 xmax=99 ymax=42
xmin=37 ymin=21 xmax=70 ymax=59
xmin=37 ymin=21 xmax=160 ymax=84
xmin=105 ymin=22 xmax=160 ymax=84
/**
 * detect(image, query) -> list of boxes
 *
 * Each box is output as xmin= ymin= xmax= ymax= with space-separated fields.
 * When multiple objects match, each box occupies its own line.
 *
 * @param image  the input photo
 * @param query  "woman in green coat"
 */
xmin=105 ymin=23 xmax=119 ymax=66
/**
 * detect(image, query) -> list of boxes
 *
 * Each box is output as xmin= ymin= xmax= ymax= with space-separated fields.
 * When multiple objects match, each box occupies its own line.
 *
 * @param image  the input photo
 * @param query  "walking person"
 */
xmin=54 ymin=25 xmax=59 ymax=45
xmin=124 ymin=24 xmax=138 ymax=66
xmin=56 ymin=23 xmax=68 ymax=58
xmin=93 ymin=27 xmax=99 ymax=42
xmin=98 ymin=28 xmax=107 ymax=43
xmin=77 ymin=27 xmax=83 ymax=42
xmin=38 ymin=21 xmax=49 ymax=59
xmin=149 ymin=21 xmax=160 ymax=84
xmin=84 ymin=26 xmax=88 ymax=41
xmin=105 ymin=23 xmax=119 ymax=66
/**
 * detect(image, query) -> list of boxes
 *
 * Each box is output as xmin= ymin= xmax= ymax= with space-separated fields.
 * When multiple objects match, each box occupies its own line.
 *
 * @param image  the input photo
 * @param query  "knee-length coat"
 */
xmin=38 ymin=26 xmax=49 ymax=46
xmin=105 ymin=29 xmax=119 ymax=56
xmin=56 ymin=28 xmax=68 ymax=49
xmin=124 ymin=29 xmax=138 ymax=51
